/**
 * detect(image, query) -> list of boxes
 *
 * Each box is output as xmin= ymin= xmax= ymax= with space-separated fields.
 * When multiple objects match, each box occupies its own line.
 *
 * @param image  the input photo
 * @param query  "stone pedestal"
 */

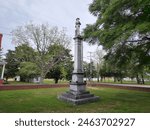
xmin=58 ymin=18 xmax=99 ymax=105
xmin=59 ymin=90 xmax=99 ymax=105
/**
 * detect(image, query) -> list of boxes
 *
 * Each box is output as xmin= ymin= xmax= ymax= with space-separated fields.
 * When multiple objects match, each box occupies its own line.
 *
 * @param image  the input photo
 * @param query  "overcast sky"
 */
xmin=0 ymin=0 xmax=100 ymax=61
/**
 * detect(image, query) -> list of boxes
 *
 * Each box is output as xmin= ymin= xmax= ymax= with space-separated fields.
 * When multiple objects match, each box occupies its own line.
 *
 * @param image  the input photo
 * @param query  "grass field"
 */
xmin=6 ymin=78 xmax=150 ymax=85
xmin=6 ymin=79 xmax=68 ymax=85
xmin=0 ymin=87 xmax=150 ymax=113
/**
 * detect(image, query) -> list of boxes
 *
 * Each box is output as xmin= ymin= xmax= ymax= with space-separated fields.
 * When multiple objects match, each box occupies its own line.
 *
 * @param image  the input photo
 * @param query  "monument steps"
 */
xmin=58 ymin=94 xmax=99 ymax=105
xmin=61 ymin=91 xmax=94 ymax=99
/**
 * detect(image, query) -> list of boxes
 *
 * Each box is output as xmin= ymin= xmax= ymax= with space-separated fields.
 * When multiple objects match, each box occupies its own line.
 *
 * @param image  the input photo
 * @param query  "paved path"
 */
xmin=88 ymin=83 xmax=150 ymax=92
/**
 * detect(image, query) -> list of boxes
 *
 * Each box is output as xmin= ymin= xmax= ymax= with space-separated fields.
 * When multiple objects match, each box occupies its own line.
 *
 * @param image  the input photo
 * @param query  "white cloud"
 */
xmin=0 ymin=0 xmax=98 ymax=61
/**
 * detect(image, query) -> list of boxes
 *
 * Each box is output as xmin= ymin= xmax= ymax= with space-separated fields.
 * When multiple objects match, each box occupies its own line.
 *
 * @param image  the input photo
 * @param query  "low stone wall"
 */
xmin=0 ymin=83 xmax=150 ymax=92
xmin=0 ymin=84 xmax=69 ymax=91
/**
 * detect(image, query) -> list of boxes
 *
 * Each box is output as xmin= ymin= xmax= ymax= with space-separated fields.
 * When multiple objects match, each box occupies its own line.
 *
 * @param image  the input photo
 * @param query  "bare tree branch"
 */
xmin=12 ymin=23 xmax=71 ymax=84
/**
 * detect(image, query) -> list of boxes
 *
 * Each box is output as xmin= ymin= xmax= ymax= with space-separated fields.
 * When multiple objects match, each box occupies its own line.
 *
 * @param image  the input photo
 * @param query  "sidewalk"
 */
xmin=88 ymin=83 xmax=150 ymax=92
xmin=96 ymin=83 xmax=150 ymax=88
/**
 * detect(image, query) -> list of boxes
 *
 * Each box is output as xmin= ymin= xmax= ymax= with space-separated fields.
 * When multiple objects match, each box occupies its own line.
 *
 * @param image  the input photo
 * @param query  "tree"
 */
xmin=46 ymin=48 xmax=73 ymax=83
xmin=103 ymin=53 xmax=127 ymax=83
xmin=83 ymin=61 xmax=96 ymax=81
xmin=83 ymin=61 xmax=90 ymax=81
xmin=93 ymin=48 xmax=106 ymax=82
xmin=14 ymin=44 xmax=35 ymax=62
xmin=84 ymin=0 xmax=150 ymax=84
xmin=84 ymin=0 xmax=150 ymax=47
xmin=60 ymin=51 xmax=73 ymax=81
xmin=5 ymin=50 xmax=19 ymax=81
xmin=18 ymin=62 xmax=40 ymax=82
xmin=46 ymin=65 xmax=62 ymax=84
xmin=12 ymin=23 xmax=71 ymax=84
xmin=5 ymin=44 xmax=35 ymax=81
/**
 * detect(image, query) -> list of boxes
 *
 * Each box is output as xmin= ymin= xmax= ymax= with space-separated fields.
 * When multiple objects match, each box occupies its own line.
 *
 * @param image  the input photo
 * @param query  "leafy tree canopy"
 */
xmin=84 ymin=0 xmax=150 ymax=49
xmin=83 ymin=0 xmax=150 ymax=83
xmin=18 ymin=62 xmax=40 ymax=82
xmin=11 ymin=23 xmax=71 ymax=84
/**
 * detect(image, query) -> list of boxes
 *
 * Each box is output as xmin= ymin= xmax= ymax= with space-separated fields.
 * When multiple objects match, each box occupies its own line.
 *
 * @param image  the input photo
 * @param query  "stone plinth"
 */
xmin=58 ymin=90 xmax=99 ymax=105
xmin=58 ymin=79 xmax=99 ymax=105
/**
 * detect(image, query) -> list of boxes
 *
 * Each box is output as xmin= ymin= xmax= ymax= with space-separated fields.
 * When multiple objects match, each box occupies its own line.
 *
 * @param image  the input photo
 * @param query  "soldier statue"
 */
xmin=75 ymin=18 xmax=81 ymax=36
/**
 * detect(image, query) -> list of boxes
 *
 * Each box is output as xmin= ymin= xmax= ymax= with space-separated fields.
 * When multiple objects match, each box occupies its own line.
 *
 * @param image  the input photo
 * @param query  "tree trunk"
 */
xmin=136 ymin=74 xmax=140 ymax=84
xmin=120 ymin=75 xmax=123 ymax=84
xmin=97 ymin=74 xmax=99 ymax=82
xmin=54 ymin=78 xmax=59 ymax=84
xmin=120 ymin=78 xmax=123 ymax=84
xmin=141 ymin=74 xmax=145 ymax=84
xmin=100 ymin=76 xmax=103 ymax=82
xmin=40 ymin=74 xmax=45 ymax=84
xmin=114 ymin=77 xmax=116 ymax=82
xmin=6 ymin=77 xmax=8 ymax=82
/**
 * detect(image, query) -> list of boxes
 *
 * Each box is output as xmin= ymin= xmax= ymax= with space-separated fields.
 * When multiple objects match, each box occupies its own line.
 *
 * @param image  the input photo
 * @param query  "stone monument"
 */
xmin=58 ymin=18 xmax=99 ymax=105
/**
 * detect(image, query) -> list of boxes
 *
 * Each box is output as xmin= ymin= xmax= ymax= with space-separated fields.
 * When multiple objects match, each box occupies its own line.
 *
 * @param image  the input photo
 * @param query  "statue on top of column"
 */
xmin=75 ymin=18 xmax=81 ymax=37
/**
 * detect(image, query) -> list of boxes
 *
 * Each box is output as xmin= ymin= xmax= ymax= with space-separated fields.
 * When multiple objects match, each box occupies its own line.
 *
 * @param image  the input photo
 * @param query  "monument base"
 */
xmin=58 ymin=90 xmax=99 ymax=105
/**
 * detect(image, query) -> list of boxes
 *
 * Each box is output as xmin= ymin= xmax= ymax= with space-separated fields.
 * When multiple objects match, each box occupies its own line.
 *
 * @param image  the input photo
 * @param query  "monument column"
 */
xmin=73 ymin=37 xmax=83 ymax=73
xmin=70 ymin=18 xmax=85 ymax=93
xmin=73 ymin=18 xmax=83 ymax=73
xmin=58 ymin=18 xmax=99 ymax=105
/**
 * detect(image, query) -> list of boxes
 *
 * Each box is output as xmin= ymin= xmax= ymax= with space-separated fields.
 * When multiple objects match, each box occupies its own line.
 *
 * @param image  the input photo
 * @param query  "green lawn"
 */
xmin=6 ymin=79 xmax=68 ymax=85
xmin=6 ymin=78 xmax=150 ymax=85
xmin=6 ymin=81 xmax=37 ymax=85
xmin=0 ymin=87 xmax=150 ymax=113
xmin=43 ymin=79 xmax=68 ymax=84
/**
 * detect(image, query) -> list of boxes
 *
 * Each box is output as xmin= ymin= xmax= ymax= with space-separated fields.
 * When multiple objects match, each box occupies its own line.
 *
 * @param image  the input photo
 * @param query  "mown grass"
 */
xmin=7 ymin=78 xmax=150 ymax=85
xmin=0 ymin=87 xmax=150 ymax=113
xmin=6 ymin=79 xmax=68 ymax=85
xmin=6 ymin=81 xmax=36 ymax=85
xmin=43 ymin=79 xmax=68 ymax=84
